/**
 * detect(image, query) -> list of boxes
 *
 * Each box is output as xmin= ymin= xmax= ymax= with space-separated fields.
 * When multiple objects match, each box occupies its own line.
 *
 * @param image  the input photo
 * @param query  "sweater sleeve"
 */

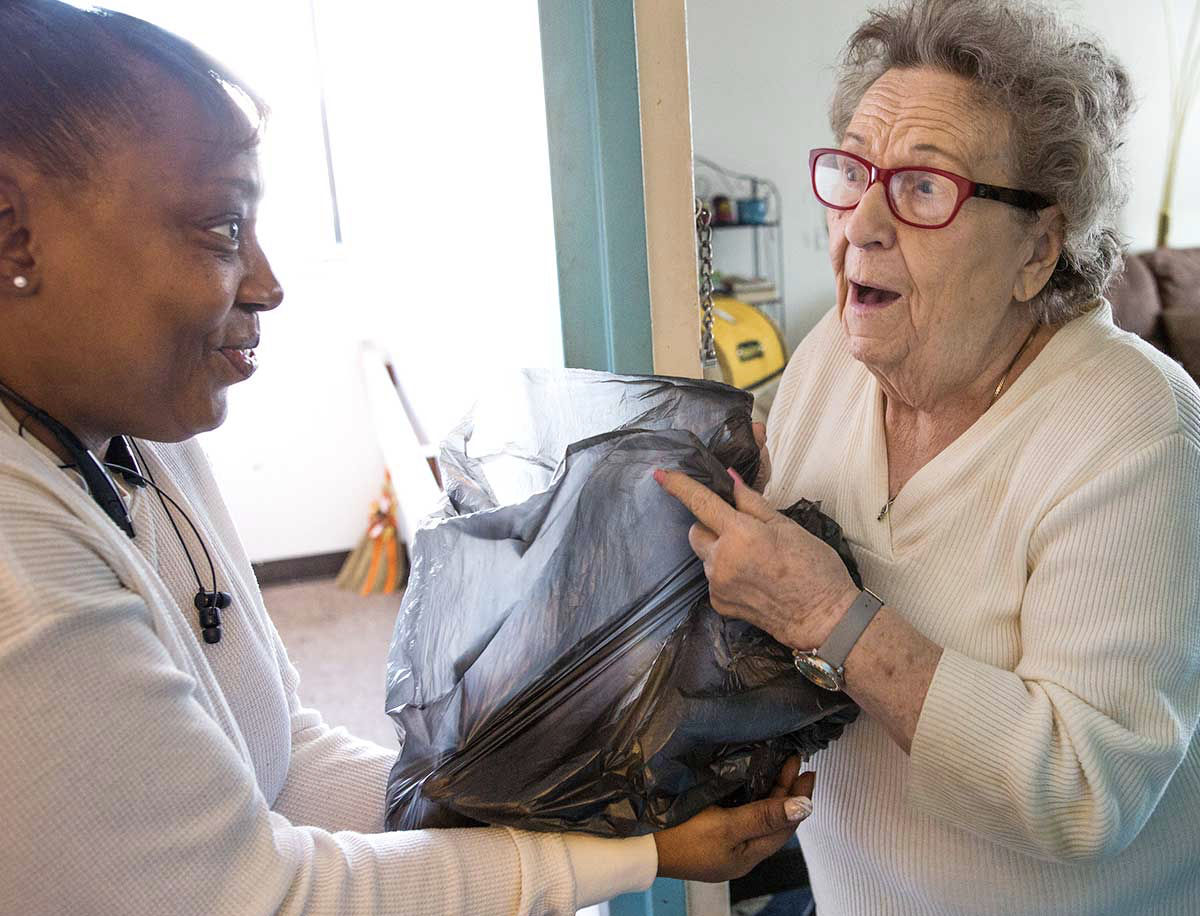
xmin=908 ymin=432 xmax=1200 ymax=863
xmin=264 ymin=612 xmax=658 ymax=904
xmin=0 ymin=522 xmax=616 ymax=914
xmin=169 ymin=433 xmax=405 ymax=836
xmin=268 ymin=622 xmax=398 ymax=834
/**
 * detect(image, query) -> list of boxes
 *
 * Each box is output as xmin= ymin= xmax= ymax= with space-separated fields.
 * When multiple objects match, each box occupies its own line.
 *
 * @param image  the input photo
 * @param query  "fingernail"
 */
xmin=784 ymin=796 xmax=813 ymax=822
xmin=727 ymin=468 xmax=743 ymax=484
xmin=653 ymin=469 xmax=665 ymax=484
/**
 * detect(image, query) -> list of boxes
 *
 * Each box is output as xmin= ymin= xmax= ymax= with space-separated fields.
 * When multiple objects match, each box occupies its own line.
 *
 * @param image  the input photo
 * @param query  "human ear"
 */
xmin=0 ymin=175 xmax=38 ymax=296
xmin=1012 ymin=206 xmax=1064 ymax=303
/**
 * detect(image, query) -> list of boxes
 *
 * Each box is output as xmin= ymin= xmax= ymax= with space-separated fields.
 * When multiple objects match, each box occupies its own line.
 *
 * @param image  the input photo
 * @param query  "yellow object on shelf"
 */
xmin=711 ymin=295 xmax=787 ymax=390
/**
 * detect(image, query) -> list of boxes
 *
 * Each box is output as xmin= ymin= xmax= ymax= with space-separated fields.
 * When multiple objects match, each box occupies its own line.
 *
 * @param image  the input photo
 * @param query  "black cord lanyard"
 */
xmin=0 ymin=380 xmax=230 ymax=643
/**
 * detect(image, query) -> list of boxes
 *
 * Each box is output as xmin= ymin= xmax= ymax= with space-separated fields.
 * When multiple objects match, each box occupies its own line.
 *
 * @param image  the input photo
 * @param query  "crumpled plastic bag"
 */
xmin=384 ymin=369 xmax=859 ymax=837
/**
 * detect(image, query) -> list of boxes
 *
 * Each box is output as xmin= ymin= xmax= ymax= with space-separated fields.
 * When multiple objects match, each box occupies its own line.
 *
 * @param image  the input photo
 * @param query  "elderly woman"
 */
xmin=0 ymin=2 xmax=817 ymax=913
xmin=659 ymin=0 xmax=1200 ymax=912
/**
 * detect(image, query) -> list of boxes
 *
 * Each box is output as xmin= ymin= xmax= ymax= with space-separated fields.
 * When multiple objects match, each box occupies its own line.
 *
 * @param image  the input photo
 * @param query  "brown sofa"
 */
xmin=1106 ymin=247 xmax=1200 ymax=384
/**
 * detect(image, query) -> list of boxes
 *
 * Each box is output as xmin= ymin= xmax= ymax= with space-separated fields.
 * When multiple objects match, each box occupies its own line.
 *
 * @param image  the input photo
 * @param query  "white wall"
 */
xmin=687 ymin=0 xmax=1200 ymax=347
xmin=312 ymin=2 xmax=564 ymax=444
xmin=99 ymin=1 xmax=563 ymax=563
xmin=1073 ymin=1 xmax=1200 ymax=249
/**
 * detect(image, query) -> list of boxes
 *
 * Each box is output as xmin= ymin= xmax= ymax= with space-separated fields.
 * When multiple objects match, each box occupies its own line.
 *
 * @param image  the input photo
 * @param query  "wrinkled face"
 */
xmin=827 ymin=67 xmax=1038 ymax=396
xmin=17 ymin=83 xmax=282 ymax=443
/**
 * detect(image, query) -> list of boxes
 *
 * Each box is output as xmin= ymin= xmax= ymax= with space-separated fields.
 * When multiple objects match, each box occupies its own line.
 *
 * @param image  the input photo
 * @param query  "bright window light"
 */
xmin=79 ymin=0 xmax=565 ymax=559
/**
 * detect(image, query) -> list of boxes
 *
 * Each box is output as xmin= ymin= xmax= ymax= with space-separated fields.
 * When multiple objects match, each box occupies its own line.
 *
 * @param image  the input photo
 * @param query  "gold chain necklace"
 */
xmin=989 ymin=324 xmax=1040 ymax=404
xmin=877 ymin=324 xmax=1040 ymax=522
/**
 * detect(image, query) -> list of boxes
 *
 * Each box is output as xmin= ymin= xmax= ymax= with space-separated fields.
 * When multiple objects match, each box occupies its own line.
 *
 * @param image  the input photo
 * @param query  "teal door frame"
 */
xmin=538 ymin=2 xmax=689 ymax=913
xmin=539 ymin=0 xmax=654 ymax=376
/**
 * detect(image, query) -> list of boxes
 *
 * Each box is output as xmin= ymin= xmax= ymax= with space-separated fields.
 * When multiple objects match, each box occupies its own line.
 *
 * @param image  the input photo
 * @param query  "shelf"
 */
xmin=723 ymin=296 xmax=782 ymax=305
xmin=711 ymin=221 xmax=779 ymax=229
xmin=694 ymin=156 xmax=786 ymax=338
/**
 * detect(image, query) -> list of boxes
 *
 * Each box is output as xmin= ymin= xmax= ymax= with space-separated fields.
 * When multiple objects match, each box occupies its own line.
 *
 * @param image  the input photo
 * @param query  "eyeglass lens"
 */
xmin=813 ymin=152 xmax=960 ymax=227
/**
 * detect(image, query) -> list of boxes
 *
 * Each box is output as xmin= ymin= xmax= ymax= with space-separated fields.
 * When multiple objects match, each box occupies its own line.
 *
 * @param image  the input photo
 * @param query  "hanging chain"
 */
xmin=695 ymin=198 xmax=717 ymax=367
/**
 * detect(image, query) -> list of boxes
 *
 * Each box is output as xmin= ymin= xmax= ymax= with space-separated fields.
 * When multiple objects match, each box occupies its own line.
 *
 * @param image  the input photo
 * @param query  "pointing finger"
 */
xmin=728 ymin=468 xmax=777 ymax=523
xmin=654 ymin=468 xmax=738 ymax=534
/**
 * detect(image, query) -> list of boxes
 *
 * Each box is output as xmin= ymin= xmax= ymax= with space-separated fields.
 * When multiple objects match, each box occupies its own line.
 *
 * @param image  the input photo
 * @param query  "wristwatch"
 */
xmin=792 ymin=587 xmax=884 ymax=691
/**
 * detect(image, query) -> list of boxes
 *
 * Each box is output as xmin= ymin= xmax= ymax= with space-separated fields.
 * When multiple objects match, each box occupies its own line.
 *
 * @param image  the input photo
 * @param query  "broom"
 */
xmin=336 ymin=472 xmax=408 ymax=595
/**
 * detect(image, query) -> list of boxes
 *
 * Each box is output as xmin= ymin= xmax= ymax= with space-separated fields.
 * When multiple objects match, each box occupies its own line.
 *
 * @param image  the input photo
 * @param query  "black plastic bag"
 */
xmin=384 ymin=370 xmax=859 ymax=837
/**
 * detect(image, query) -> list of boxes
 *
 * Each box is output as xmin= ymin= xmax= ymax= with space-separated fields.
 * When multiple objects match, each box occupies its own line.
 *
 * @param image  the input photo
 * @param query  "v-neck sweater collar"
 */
xmin=839 ymin=301 xmax=1113 ymax=557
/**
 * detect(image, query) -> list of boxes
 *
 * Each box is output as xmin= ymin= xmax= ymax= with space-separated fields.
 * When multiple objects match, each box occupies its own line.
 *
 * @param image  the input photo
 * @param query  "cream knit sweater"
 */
xmin=0 ymin=405 xmax=654 ymax=914
xmin=765 ymin=301 xmax=1200 ymax=915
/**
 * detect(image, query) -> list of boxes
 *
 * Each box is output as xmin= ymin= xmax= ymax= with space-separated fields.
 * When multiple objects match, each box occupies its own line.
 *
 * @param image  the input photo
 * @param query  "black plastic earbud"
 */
xmin=194 ymin=590 xmax=231 ymax=644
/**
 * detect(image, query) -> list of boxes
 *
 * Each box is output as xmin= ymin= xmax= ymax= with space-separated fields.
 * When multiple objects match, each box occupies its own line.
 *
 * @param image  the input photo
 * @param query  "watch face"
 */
xmin=793 ymin=652 xmax=844 ymax=691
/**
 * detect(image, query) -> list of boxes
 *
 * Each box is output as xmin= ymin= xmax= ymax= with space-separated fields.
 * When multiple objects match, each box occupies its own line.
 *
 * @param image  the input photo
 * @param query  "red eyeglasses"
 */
xmin=809 ymin=148 xmax=1052 ymax=230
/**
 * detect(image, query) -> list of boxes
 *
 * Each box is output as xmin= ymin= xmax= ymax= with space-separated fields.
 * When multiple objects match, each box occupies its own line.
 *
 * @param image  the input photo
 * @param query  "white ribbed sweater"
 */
xmin=0 ymin=407 xmax=654 ymax=914
xmin=765 ymin=301 xmax=1200 ymax=915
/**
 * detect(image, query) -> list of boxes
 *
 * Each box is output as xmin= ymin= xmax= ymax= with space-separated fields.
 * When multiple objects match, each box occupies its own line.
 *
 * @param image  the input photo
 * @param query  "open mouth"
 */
xmin=850 ymin=281 xmax=902 ymax=308
xmin=218 ymin=345 xmax=258 ymax=378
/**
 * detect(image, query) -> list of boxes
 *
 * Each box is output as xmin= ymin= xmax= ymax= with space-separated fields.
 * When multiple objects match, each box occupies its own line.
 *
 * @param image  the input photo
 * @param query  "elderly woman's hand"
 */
xmin=751 ymin=421 xmax=772 ymax=493
xmin=654 ymin=467 xmax=858 ymax=650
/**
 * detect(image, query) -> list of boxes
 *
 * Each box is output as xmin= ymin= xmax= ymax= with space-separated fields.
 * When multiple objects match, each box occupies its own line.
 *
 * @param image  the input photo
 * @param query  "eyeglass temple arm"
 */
xmin=972 ymin=182 xmax=1052 ymax=211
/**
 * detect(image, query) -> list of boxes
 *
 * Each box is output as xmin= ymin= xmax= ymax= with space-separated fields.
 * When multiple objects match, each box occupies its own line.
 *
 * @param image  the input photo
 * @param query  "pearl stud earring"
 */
xmin=12 ymin=276 xmax=28 ymax=289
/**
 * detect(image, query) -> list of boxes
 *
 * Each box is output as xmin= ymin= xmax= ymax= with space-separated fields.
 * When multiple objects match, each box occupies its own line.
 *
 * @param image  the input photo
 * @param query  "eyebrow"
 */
xmin=214 ymin=177 xmax=262 ymax=201
xmin=910 ymin=142 xmax=968 ymax=171
xmin=842 ymin=134 xmax=970 ymax=172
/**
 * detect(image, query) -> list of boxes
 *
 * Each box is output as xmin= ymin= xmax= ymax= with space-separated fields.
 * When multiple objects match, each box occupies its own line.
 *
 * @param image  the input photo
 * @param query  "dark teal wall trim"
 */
xmin=538 ymin=0 xmax=654 ymax=375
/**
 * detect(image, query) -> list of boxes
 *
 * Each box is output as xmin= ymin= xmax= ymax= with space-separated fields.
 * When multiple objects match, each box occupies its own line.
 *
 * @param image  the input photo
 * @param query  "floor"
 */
xmin=261 ymin=576 xmax=402 ymax=749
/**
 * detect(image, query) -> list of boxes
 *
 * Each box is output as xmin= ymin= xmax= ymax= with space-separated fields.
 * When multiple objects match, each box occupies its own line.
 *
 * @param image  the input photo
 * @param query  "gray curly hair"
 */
xmin=830 ymin=0 xmax=1134 ymax=324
